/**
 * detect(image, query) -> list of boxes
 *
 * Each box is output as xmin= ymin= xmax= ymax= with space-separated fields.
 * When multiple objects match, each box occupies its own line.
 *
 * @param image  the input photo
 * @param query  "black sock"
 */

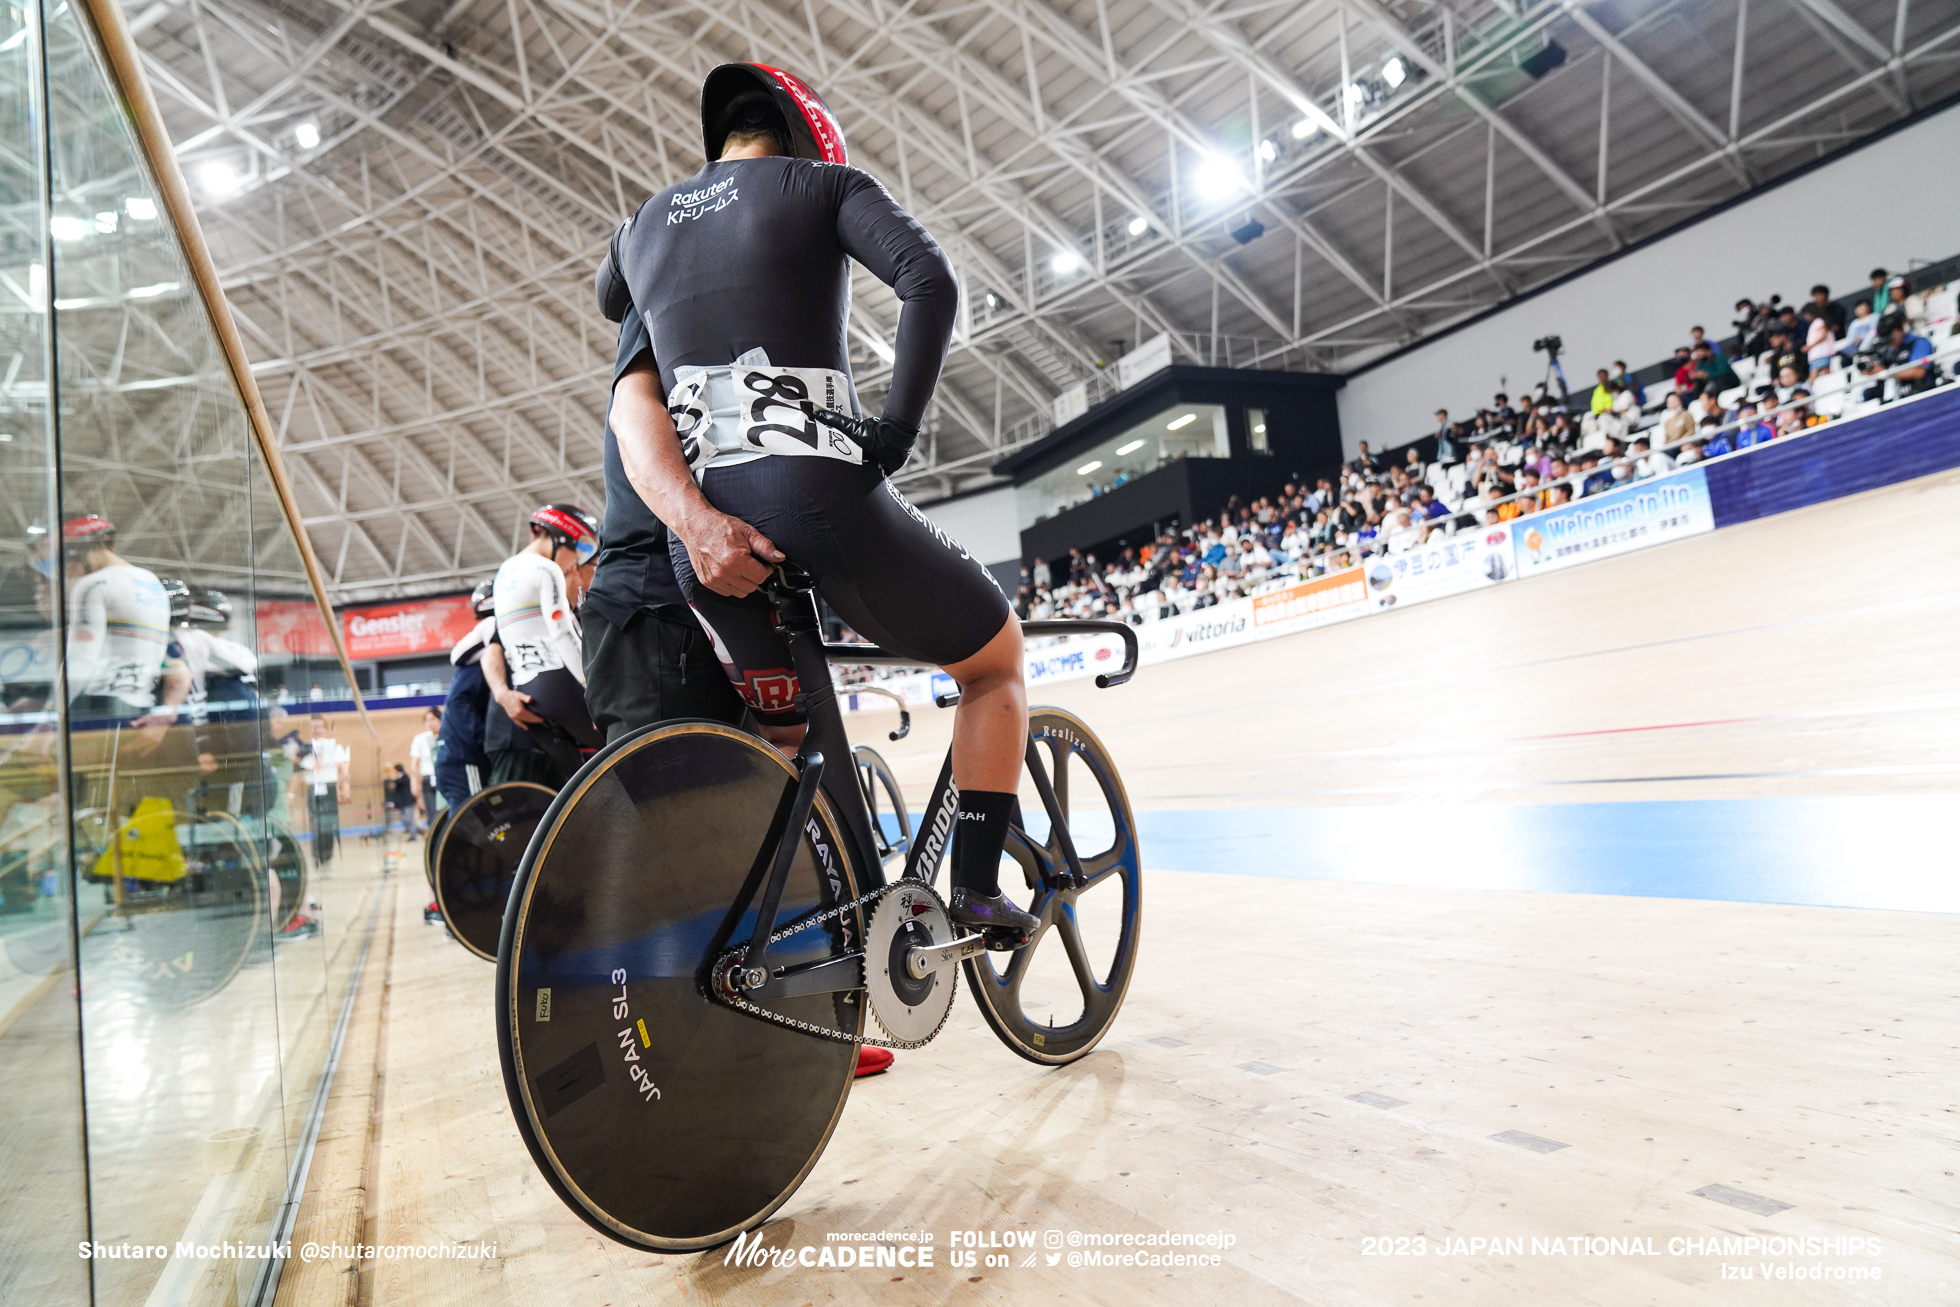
xmin=948 ymin=789 xmax=1016 ymax=897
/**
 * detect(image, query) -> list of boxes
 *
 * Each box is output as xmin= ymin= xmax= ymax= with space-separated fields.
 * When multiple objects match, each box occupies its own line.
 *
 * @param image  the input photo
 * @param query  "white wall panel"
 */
xmin=1337 ymin=102 xmax=1960 ymax=457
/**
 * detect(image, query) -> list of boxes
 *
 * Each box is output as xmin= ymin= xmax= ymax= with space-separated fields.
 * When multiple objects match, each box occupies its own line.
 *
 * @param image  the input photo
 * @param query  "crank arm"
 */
xmin=905 ymin=931 xmax=989 ymax=980
xmin=748 ymin=950 xmax=865 ymax=1000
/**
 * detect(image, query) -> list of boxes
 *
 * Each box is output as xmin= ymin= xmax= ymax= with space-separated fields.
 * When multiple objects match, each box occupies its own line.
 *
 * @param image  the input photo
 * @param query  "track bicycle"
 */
xmin=495 ymin=567 xmax=1142 ymax=1250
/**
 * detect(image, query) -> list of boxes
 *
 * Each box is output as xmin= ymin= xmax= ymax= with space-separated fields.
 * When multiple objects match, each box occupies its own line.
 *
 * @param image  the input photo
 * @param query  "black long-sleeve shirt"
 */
xmin=593 ymin=157 xmax=957 ymax=428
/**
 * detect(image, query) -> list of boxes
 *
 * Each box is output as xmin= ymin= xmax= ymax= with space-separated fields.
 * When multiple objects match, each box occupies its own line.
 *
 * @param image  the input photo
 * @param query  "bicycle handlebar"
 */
xmin=822 ymin=617 xmax=1139 ymax=690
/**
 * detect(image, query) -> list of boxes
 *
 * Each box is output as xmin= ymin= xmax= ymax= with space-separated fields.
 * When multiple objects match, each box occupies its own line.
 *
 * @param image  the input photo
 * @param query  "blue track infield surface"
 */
xmin=1129 ymin=797 xmax=1960 ymax=914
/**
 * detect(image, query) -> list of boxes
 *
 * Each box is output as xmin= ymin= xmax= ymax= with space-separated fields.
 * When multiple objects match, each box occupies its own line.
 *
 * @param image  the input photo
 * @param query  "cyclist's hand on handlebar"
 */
xmin=679 ymin=508 xmax=783 ymax=597
xmin=811 ymin=408 xmax=918 ymax=478
xmin=494 ymin=686 xmax=543 ymax=728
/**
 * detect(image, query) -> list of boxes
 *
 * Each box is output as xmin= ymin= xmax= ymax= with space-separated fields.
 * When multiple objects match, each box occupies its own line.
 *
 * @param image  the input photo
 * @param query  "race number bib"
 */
xmin=734 ymin=366 xmax=861 ymax=463
xmin=668 ymin=366 xmax=861 ymax=474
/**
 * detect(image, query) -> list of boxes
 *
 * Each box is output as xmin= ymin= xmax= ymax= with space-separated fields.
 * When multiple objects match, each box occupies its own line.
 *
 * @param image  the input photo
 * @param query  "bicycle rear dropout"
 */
xmin=495 ymin=568 xmax=1141 ymax=1250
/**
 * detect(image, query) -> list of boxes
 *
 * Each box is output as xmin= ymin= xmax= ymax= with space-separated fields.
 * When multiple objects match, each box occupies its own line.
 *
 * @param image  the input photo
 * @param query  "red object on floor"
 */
xmin=854 ymin=1047 xmax=894 ymax=1078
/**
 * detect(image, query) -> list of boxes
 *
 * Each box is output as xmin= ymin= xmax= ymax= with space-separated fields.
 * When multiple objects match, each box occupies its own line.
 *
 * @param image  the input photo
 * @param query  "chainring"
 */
xmin=864 ymin=880 xmax=958 ymax=1044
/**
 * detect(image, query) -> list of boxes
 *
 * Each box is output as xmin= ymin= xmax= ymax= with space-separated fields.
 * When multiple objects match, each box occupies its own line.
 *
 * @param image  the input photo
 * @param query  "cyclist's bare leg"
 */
xmin=943 ymin=615 xmax=1026 ymax=791
xmin=758 ymin=723 xmax=805 ymax=759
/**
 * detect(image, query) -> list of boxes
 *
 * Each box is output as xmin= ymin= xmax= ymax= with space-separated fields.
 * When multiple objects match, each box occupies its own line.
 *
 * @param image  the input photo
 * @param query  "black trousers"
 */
xmin=308 ymin=785 xmax=339 ymax=866
xmin=580 ymin=604 xmax=746 ymax=744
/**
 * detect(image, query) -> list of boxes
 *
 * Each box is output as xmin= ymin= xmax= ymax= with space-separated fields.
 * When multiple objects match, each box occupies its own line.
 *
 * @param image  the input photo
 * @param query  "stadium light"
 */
xmin=1193 ymin=154 xmax=1249 ymax=199
xmin=49 ymin=215 xmax=87 ymax=241
xmin=1166 ymin=413 xmax=1197 ymax=430
xmin=294 ymin=121 xmax=320 ymax=149
xmin=1127 ymin=215 xmax=1148 ymax=236
xmin=124 ymin=196 xmax=157 ymax=220
xmin=198 ymin=161 xmax=241 ymax=199
xmin=1383 ymin=57 xmax=1407 ymax=89
xmin=1051 ymin=250 xmax=1082 ymax=275
xmin=1257 ymin=139 xmax=1277 ymax=164
xmin=1076 ymin=460 xmax=1103 ymax=476
xmin=1116 ymin=440 xmax=1147 ymax=456
xmin=1291 ymin=118 xmax=1316 ymax=140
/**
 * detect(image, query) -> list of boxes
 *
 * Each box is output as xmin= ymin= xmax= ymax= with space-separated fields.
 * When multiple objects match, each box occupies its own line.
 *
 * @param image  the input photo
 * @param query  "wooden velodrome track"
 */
xmin=278 ymin=468 xmax=1960 ymax=1306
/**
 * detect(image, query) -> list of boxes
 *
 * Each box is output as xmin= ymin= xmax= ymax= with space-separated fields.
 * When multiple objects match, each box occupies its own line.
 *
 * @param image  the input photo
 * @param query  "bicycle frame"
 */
xmin=713 ymin=570 xmax=1138 ymax=1000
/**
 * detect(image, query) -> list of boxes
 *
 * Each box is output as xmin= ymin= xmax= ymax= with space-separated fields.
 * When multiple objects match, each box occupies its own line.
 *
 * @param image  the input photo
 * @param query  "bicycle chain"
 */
xmin=711 ymin=882 xmax=958 ymax=1051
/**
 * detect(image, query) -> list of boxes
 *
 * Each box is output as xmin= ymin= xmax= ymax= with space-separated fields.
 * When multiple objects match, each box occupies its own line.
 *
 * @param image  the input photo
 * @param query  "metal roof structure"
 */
xmin=124 ymin=0 xmax=1960 ymax=601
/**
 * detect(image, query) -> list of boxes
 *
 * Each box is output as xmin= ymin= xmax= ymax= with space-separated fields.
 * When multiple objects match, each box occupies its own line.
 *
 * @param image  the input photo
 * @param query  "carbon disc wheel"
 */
xmin=965 ymin=707 xmax=1141 ymax=1065
xmin=424 ymin=805 xmax=452 ymax=889
xmin=496 ymin=720 xmax=864 ymax=1251
xmin=434 ymin=783 xmax=556 ymax=961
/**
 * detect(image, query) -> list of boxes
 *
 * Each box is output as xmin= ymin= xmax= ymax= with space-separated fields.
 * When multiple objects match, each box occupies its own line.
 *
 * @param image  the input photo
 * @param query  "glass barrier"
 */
xmin=0 ymin=1 xmax=386 ymax=1303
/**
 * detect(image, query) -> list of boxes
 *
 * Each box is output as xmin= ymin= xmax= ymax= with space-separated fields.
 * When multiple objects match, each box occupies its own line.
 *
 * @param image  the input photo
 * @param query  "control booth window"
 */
xmin=1016 ymin=402 xmax=1230 ymax=528
xmin=1248 ymin=408 xmax=1271 ymax=455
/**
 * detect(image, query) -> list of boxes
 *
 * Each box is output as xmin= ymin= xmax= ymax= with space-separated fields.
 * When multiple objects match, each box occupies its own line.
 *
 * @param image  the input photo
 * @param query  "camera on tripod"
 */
xmin=1532 ymin=335 xmax=1563 ymax=357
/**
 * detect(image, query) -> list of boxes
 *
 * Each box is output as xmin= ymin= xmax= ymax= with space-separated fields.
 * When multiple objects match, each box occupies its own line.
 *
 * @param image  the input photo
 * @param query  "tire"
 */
xmin=424 ymin=806 xmax=452 ymax=889
xmin=852 ymin=744 xmax=910 ymax=867
xmin=496 ymin=721 xmax=863 ymax=1251
xmin=433 ymin=783 xmax=556 ymax=961
xmin=964 ymin=707 xmax=1141 ymax=1065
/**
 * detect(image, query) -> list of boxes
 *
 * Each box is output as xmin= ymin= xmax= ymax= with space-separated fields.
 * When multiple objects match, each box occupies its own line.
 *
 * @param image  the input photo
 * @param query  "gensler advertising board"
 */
xmin=1513 ymin=466 xmax=1714 ymax=575
xmin=1363 ymin=524 xmax=1514 ymax=610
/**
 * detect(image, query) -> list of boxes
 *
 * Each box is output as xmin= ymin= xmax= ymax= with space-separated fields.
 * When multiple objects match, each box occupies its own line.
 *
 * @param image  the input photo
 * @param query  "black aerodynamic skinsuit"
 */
xmin=595 ymin=155 xmax=1008 ymax=725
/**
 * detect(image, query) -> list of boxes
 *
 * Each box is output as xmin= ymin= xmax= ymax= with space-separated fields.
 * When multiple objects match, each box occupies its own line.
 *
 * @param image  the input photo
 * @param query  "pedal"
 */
xmin=980 ymin=925 xmax=1032 ymax=952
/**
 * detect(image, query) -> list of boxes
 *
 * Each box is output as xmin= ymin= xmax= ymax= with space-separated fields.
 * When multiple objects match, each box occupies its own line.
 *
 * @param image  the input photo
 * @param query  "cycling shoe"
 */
xmin=947 ymin=889 xmax=1038 ymax=936
xmin=854 ymin=1048 xmax=894 ymax=1077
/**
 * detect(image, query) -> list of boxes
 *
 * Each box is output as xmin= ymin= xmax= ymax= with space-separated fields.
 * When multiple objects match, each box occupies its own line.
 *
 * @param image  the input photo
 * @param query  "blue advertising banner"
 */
xmin=1512 ymin=466 xmax=1714 ymax=575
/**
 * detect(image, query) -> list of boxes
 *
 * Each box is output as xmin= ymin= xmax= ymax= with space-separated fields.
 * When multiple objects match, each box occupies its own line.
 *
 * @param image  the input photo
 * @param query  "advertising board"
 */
xmin=1512 ymin=467 xmax=1714 ymax=575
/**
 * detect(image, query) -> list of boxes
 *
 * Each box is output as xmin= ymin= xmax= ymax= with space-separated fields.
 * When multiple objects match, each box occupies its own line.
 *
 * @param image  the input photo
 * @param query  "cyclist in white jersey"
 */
xmin=485 ymin=504 xmax=603 ymax=787
xmin=59 ymin=516 xmax=187 ymax=741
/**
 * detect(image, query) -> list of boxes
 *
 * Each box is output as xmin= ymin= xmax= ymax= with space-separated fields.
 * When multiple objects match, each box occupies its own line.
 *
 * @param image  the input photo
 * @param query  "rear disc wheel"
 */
xmin=497 ymin=721 xmax=863 ymax=1251
xmin=434 ymin=783 xmax=556 ymax=960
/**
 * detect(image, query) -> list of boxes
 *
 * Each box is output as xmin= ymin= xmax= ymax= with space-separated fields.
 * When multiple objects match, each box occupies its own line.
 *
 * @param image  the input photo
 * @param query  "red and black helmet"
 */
xmin=701 ymin=63 xmax=847 ymax=166
xmin=529 ymin=503 xmax=600 ymax=562
xmin=61 ymin=514 xmax=115 ymax=558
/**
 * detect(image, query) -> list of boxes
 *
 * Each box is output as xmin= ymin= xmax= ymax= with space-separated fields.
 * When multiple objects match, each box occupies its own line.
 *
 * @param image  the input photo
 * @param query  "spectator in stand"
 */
xmin=1659 ymin=389 xmax=1694 ymax=448
xmin=1772 ymin=364 xmax=1805 ymax=406
xmin=1404 ymin=446 xmax=1427 ymax=485
xmin=1734 ymin=403 xmax=1776 ymax=449
xmin=1867 ymin=268 xmax=1894 ymax=316
xmin=1688 ymin=326 xmax=1726 ymax=365
xmin=1840 ymin=298 xmax=1878 ymax=361
xmin=1700 ymin=418 xmax=1733 ymax=459
xmin=1492 ymin=393 xmax=1517 ymax=430
xmin=1733 ymin=298 xmax=1764 ymax=353
xmin=1610 ymin=359 xmax=1645 ymax=407
xmin=1031 ymin=556 xmax=1052 ymax=589
xmin=1865 ymin=312 xmax=1937 ymax=396
xmin=1588 ymin=368 xmax=1615 ymax=415
xmin=1631 ymin=437 xmax=1674 ymax=480
xmin=1779 ymin=389 xmax=1819 ymax=436
xmin=1430 ymin=409 xmax=1456 ymax=461
xmin=1803 ymin=303 xmax=1837 ymax=373
xmin=1810 ymin=284 xmax=1846 ymax=336
xmin=1671 ymin=346 xmax=1697 ymax=393
xmin=1350 ymin=441 xmax=1378 ymax=474
xmin=1415 ymin=486 xmax=1448 ymax=522
xmin=1761 ymin=328 xmax=1808 ymax=387
xmin=1688 ymin=343 xmax=1738 ymax=397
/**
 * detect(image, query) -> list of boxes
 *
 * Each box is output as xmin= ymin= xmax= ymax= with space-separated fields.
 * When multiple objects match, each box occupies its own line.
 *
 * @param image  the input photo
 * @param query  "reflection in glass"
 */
xmin=44 ymin=0 xmax=283 ymax=1300
xmin=1016 ymin=402 xmax=1231 ymax=526
xmin=0 ymin=0 xmax=87 ymax=1299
